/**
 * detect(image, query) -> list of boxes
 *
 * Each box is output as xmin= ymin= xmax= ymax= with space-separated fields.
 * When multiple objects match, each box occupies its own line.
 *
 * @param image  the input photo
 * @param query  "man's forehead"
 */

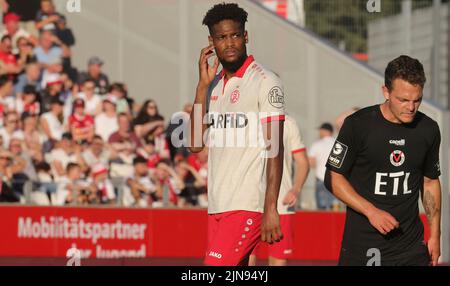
xmin=212 ymin=20 xmax=243 ymax=34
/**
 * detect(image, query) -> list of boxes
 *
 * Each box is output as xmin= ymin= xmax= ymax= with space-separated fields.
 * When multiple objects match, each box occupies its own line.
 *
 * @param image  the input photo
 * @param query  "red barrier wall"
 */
xmin=0 ymin=206 xmax=429 ymax=261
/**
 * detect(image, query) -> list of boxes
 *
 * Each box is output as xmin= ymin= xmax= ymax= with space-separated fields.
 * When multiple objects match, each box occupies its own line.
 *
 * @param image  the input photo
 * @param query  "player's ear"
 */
xmin=244 ymin=30 xmax=248 ymax=44
xmin=382 ymin=85 xmax=390 ymax=101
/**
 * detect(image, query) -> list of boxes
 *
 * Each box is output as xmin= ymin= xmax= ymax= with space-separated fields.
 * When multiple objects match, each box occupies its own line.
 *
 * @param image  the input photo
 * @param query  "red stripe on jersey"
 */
xmin=261 ymin=115 xmax=286 ymax=124
xmin=292 ymin=148 xmax=306 ymax=154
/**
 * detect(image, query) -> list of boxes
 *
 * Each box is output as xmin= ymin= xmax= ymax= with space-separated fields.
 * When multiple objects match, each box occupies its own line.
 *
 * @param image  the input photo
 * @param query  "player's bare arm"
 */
xmin=261 ymin=121 xmax=284 ymax=244
xmin=283 ymin=151 xmax=309 ymax=207
xmin=188 ymin=45 xmax=219 ymax=153
xmin=422 ymin=177 xmax=441 ymax=266
xmin=328 ymin=170 xmax=399 ymax=235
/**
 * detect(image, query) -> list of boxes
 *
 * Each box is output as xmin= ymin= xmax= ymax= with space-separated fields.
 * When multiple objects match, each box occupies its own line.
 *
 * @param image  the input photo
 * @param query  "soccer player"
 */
xmin=325 ymin=55 xmax=442 ymax=266
xmin=188 ymin=3 xmax=286 ymax=266
xmin=249 ymin=115 xmax=309 ymax=266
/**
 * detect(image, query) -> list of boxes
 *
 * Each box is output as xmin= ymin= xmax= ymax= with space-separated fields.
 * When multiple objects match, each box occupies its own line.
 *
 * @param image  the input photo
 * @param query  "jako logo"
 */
xmin=66 ymin=0 xmax=81 ymax=13
xmin=366 ymin=0 xmax=381 ymax=13
xmin=209 ymin=251 xmax=222 ymax=259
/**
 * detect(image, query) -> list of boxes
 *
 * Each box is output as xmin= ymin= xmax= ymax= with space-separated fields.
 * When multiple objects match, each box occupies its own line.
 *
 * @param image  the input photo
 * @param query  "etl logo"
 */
xmin=66 ymin=0 xmax=82 ymax=13
xmin=366 ymin=0 xmax=381 ymax=13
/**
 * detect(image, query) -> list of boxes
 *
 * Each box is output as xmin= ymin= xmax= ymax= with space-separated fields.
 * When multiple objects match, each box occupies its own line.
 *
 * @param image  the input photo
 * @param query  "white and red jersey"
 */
xmin=279 ymin=115 xmax=306 ymax=215
xmin=206 ymin=55 xmax=286 ymax=214
xmin=69 ymin=113 xmax=94 ymax=132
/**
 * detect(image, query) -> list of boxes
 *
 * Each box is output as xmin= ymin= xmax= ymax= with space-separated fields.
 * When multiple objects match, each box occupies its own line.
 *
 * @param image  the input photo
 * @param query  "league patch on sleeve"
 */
xmin=328 ymin=141 xmax=348 ymax=169
xmin=268 ymin=86 xmax=284 ymax=108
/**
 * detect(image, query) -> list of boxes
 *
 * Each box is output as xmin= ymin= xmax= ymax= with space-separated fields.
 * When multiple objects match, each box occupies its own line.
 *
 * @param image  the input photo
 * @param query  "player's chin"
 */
xmin=400 ymin=114 xmax=416 ymax=123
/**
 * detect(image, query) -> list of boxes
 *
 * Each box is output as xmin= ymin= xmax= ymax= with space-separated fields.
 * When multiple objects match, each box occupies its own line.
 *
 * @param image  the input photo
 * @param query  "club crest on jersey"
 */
xmin=390 ymin=150 xmax=405 ymax=167
xmin=268 ymin=86 xmax=284 ymax=108
xmin=230 ymin=89 xmax=240 ymax=104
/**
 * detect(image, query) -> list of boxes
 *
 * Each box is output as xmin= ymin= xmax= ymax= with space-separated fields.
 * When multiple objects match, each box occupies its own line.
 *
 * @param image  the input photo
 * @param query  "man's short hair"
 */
xmin=66 ymin=162 xmax=79 ymax=173
xmin=202 ymin=3 xmax=248 ymax=35
xmin=385 ymin=55 xmax=426 ymax=92
xmin=133 ymin=156 xmax=147 ymax=165
xmin=1 ymin=35 xmax=11 ymax=43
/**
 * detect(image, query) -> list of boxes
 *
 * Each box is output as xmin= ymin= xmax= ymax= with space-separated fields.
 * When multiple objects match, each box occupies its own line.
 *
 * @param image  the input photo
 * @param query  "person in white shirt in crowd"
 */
xmin=54 ymin=162 xmax=89 ymax=205
xmin=40 ymin=56 xmax=63 ymax=90
xmin=21 ymin=112 xmax=44 ymax=163
xmin=107 ymin=82 xmax=130 ymax=115
xmin=0 ymin=111 xmax=25 ymax=149
xmin=77 ymin=78 xmax=102 ymax=116
xmin=82 ymin=135 xmax=116 ymax=168
xmin=308 ymin=122 xmax=339 ymax=210
xmin=0 ymin=12 xmax=37 ymax=53
xmin=0 ymin=75 xmax=15 ymax=126
xmin=95 ymin=95 xmax=119 ymax=142
xmin=15 ymin=84 xmax=40 ymax=115
xmin=87 ymin=163 xmax=116 ymax=205
xmin=40 ymin=96 xmax=65 ymax=149
xmin=124 ymin=156 xmax=162 ymax=207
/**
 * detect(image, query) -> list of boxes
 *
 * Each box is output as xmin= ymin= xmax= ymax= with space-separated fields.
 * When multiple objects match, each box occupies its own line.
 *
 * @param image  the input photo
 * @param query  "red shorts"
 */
xmin=204 ymin=210 xmax=262 ymax=266
xmin=252 ymin=214 xmax=294 ymax=260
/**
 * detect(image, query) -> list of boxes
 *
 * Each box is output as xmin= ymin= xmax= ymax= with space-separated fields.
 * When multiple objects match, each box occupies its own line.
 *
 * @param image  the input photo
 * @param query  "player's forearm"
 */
xmin=264 ymin=147 xmax=284 ymax=212
xmin=292 ymin=155 xmax=309 ymax=193
xmin=423 ymin=179 xmax=441 ymax=239
xmin=188 ymin=84 xmax=208 ymax=152
xmin=329 ymin=171 xmax=376 ymax=217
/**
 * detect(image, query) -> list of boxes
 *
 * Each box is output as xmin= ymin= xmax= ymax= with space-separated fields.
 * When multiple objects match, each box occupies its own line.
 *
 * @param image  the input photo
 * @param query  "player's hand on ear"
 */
xmin=366 ymin=207 xmax=399 ymax=235
xmin=198 ymin=45 xmax=219 ymax=88
xmin=261 ymin=209 xmax=283 ymax=244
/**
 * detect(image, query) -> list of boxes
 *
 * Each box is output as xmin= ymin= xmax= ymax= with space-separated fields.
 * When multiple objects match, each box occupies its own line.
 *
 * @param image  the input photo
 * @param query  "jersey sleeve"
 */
xmin=423 ymin=124 xmax=441 ymax=179
xmin=326 ymin=116 xmax=357 ymax=175
xmin=258 ymin=74 xmax=286 ymax=124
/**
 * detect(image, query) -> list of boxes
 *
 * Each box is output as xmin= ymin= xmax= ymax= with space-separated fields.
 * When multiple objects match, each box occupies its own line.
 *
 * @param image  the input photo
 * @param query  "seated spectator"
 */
xmin=0 ymin=111 xmax=24 ymax=149
xmin=77 ymin=78 xmax=102 ymax=116
xmin=33 ymin=30 xmax=68 ymax=67
xmin=147 ymin=123 xmax=170 ymax=159
xmin=35 ymin=0 xmax=63 ymax=32
xmin=0 ymin=149 xmax=20 ymax=202
xmin=68 ymin=98 xmax=94 ymax=143
xmin=95 ymin=95 xmax=118 ymax=142
xmin=123 ymin=156 xmax=162 ymax=207
xmin=55 ymin=15 xmax=75 ymax=47
xmin=15 ymin=36 xmax=37 ymax=68
xmin=21 ymin=112 xmax=44 ymax=162
xmin=53 ymin=162 xmax=90 ymax=205
xmin=13 ymin=62 xmax=41 ymax=97
xmin=174 ymin=159 xmax=207 ymax=207
xmin=8 ymin=137 xmax=37 ymax=196
xmin=47 ymin=132 xmax=87 ymax=182
xmin=108 ymin=82 xmax=129 ymax=115
xmin=1 ymin=0 xmax=41 ymax=38
xmin=109 ymin=113 xmax=141 ymax=164
xmin=78 ymin=56 xmax=109 ymax=95
xmin=0 ymin=75 xmax=15 ymax=126
xmin=136 ymin=137 xmax=160 ymax=173
xmin=154 ymin=160 xmax=184 ymax=207
xmin=40 ymin=96 xmax=64 ymax=146
xmin=39 ymin=73 xmax=63 ymax=113
xmin=0 ymin=35 xmax=20 ymax=75
xmin=87 ymin=163 xmax=115 ymax=205
xmin=82 ymin=135 xmax=116 ymax=168
xmin=40 ymin=56 xmax=63 ymax=89
xmin=15 ymin=84 xmax=40 ymax=115
xmin=132 ymin=99 xmax=165 ymax=138
xmin=1 ymin=12 xmax=37 ymax=53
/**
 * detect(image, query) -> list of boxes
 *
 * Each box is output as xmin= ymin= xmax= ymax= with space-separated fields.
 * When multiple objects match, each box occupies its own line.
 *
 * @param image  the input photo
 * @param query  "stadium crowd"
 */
xmin=0 ymin=0 xmax=208 ymax=208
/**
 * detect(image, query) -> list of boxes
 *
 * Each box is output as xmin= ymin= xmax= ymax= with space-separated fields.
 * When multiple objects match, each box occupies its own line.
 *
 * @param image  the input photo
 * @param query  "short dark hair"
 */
xmin=66 ymin=162 xmax=79 ymax=173
xmin=133 ymin=156 xmax=147 ymax=165
xmin=385 ymin=55 xmax=426 ymax=92
xmin=202 ymin=3 xmax=248 ymax=35
xmin=0 ymin=74 xmax=12 ymax=87
xmin=1 ymin=35 xmax=11 ymax=43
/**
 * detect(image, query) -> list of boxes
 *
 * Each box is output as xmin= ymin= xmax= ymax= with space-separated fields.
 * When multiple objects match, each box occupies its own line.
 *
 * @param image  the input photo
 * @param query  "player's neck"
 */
xmin=380 ymin=102 xmax=401 ymax=124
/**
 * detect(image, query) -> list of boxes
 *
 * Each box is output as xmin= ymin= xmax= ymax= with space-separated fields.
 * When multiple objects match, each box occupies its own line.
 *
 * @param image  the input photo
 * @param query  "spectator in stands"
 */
xmin=53 ymin=162 xmax=89 ymax=205
xmin=55 ymin=14 xmax=75 ymax=47
xmin=132 ymin=99 xmax=165 ymax=138
xmin=146 ymin=123 xmax=170 ymax=159
xmin=40 ymin=56 xmax=63 ymax=89
xmin=15 ymin=84 xmax=40 ymax=115
xmin=68 ymin=98 xmax=94 ymax=144
xmin=21 ymin=112 xmax=44 ymax=163
xmin=39 ymin=73 xmax=63 ymax=113
xmin=15 ymin=36 xmax=37 ymax=69
xmin=174 ymin=159 xmax=207 ymax=207
xmin=0 ymin=111 xmax=24 ymax=149
xmin=40 ymin=97 xmax=64 ymax=148
xmin=1 ymin=12 xmax=37 ymax=53
xmin=1 ymin=0 xmax=41 ymax=37
xmin=154 ymin=160 xmax=184 ymax=207
xmin=35 ymin=0 xmax=63 ymax=32
xmin=308 ymin=122 xmax=339 ymax=210
xmin=187 ymin=147 xmax=208 ymax=184
xmin=13 ymin=62 xmax=41 ymax=97
xmin=33 ymin=30 xmax=69 ymax=67
xmin=136 ymin=137 xmax=160 ymax=173
xmin=88 ymin=163 xmax=115 ymax=205
xmin=0 ymin=35 xmax=20 ymax=75
xmin=77 ymin=78 xmax=102 ymax=116
xmin=82 ymin=135 xmax=115 ymax=168
xmin=78 ymin=56 xmax=109 ymax=95
xmin=0 ymin=75 xmax=15 ymax=125
xmin=124 ymin=156 xmax=162 ymax=207
xmin=108 ymin=82 xmax=129 ymax=115
xmin=47 ymin=132 xmax=87 ymax=181
xmin=109 ymin=112 xmax=142 ymax=159
xmin=8 ymin=137 xmax=37 ymax=195
xmin=0 ymin=149 xmax=20 ymax=202
xmin=95 ymin=95 xmax=118 ymax=142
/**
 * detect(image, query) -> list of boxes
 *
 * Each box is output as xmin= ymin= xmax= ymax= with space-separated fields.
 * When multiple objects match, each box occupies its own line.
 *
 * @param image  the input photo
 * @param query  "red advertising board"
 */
xmin=0 ymin=206 xmax=429 ymax=261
